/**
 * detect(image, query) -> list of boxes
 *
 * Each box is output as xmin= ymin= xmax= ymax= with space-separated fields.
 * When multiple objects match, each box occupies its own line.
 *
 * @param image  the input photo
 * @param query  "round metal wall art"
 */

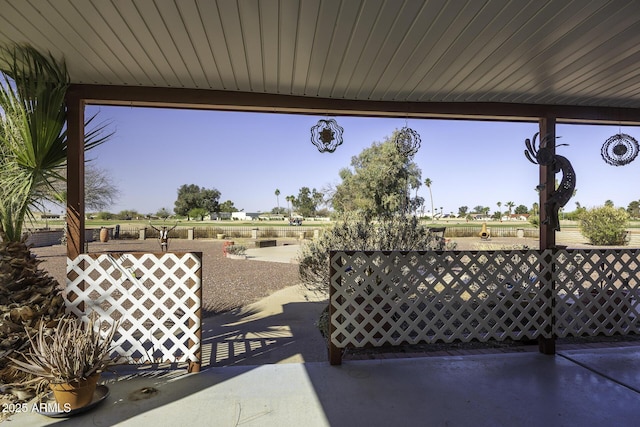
xmin=311 ymin=118 xmax=344 ymax=153
xmin=394 ymin=126 xmax=421 ymax=157
xmin=601 ymin=133 xmax=639 ymax=166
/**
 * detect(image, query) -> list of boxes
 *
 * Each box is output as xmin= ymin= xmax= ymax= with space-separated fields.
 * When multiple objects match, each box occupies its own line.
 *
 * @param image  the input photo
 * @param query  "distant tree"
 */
xmin=514 ymin=204 xmax=529 ymax=215
xmin=506 ymin=201 xmax=515 ymax=215
xmin=496 ymin=201 xmax=502 ymax=218
xmin=84 ymin=166 xmax=119 ymax=211
xmin=605 ymin=199 xmax=614 ymax=208
xmin=424 ymin=178 xmax=434 ymax=219
xmin=532 ymin=202 xmax=539 ymax=216
xmin=293 ymin=187 xmax=323 ymax=218
xmin=457 ymin=206 xmax=468 ymax=217
xmin=156 ymin=207 xmax=171 ymax=219
xmin=271 ymin=206 xmax=287 ymax=214
xmin=174 ymin=184 xmax=220 ymax=220
xmin=627 ymin=200 xmax=640 ymax=218
xmin=275 ymin=189 xmax=281 ymax=213
xmin=117 ymin=210 xmax=139 ymax=220
xmin=473 ymin=205 xmax=484 ymax=215
xmin=188 ymin=207 xmax=208 ymax=221
xmin=332 ymin=132 xmax=422 ymax=218
xmin=95 ymin=211 xmax=114 ymax=220
xmin=218 ymin=200 xmax=238 ymax=213
xmin=286 ymin=195 xmax=295 ymax=217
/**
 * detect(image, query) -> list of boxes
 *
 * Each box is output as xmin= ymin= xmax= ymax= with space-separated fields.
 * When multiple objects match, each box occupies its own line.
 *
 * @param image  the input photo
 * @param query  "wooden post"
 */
xmin=188 ymin=252 xmax=202 ymax=373
xmin=328 ymin=251 xmax=343 ymax=365
xmin=65 ymin=90 xmax=85 ymax=259
xmin=538 ymin=116 xmax=556 ymax=355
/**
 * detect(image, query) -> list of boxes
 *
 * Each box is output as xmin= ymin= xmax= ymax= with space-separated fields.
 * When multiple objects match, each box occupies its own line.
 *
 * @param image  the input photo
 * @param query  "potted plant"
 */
xmin=226 ymin=244 xmax=247 ymax=259
xmin=9 ymin=313 xmax=119 ymax=411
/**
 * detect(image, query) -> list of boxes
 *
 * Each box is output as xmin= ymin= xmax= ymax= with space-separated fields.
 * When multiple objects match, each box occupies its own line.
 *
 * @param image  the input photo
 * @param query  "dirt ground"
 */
xmin=31 ymin=239 xmax=301 ymax=317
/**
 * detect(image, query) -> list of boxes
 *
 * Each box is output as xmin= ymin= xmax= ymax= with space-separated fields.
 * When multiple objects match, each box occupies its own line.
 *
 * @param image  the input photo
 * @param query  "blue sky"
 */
xmin=85 ymin=105 xmax=639 ymax=216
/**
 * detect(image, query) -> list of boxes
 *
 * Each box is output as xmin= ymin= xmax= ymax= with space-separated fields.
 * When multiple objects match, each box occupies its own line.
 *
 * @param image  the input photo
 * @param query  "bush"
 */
xmin=579 ymin=206 xmax=630 ymax=245
xmin=226 ymin=245 xmax=246 ymax=255
xmin=298 ymin=213 xmax=457 ymax=296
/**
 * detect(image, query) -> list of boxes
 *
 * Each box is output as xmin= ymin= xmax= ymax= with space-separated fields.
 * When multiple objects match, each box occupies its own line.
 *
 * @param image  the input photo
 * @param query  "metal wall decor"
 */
xmin=525 ymin=132 xmax=576 ymax=232
xmin=601 ymin=133 xmax=639 ymax=166
xmin=394 ymin=126 xmax=421 ymax=157
xmin=311 ymin=118 xmax=344 ymax=153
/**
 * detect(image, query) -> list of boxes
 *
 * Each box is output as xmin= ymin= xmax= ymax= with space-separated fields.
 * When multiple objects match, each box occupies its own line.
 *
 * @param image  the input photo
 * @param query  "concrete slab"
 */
xmin=8 ymin=352 xmax=640 ymax=426
xmin=559 ymin=346 xmax=640 ymax=392
xmin=245 ymin=244 xmax=301 ymax=264
xmin=201 ymin=286 xmax=328 ymax=367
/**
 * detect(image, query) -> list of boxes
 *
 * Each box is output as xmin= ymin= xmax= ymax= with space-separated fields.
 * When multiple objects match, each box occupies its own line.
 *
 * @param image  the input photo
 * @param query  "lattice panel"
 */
xmin=554 ymin=249 xmax=640 ymax=337
xmin=66 ymin=252 xmax=202 ymax=364
xmin=330 ymin=250 xmax=554 ymax=349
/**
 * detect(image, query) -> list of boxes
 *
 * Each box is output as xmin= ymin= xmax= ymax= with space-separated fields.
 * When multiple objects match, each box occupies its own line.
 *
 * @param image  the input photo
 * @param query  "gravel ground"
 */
xmin=31 ymin=238 xmax=301 ymax=317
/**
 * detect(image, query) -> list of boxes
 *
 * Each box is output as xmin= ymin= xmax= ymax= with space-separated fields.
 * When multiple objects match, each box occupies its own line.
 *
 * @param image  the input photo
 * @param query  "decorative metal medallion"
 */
xmin=601 ymin=133 xmax=639 ymax=166
xmin=310 ymin=118 xmax=344 ymax=153
xmin=394 ymin=126 xmax=421 ymax=157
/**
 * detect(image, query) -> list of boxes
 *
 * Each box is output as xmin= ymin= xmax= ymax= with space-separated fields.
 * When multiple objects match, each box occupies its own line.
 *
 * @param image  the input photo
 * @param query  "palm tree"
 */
xmin=275 ymin=189 xmax=281 ymax=214
xmin=0 ymin=47 xmax=109 ymax=239
xmin=286 ymin=195 xmax=294 ymax=217
xmin=496 ymin=201 xmax=502 ymax=219
xmin=506 ymin=201 xmax=515 ymax=217
xmin=0 ymin=44 xmax=110 ymax=241
xmin=424 ymin=178 xmax=434 ymax=220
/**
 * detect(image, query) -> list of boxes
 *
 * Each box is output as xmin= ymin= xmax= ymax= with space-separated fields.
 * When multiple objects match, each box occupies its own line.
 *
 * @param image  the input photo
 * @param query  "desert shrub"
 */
xmin=226 ymin=245 xmax=246 ymax=255
xmin=579 ymin=206 xmax=630 ymax=245
xmin=298 ymin=213 xmax=457 ymax=296
xmin=528 ymin=215 xmax=540 ymax=228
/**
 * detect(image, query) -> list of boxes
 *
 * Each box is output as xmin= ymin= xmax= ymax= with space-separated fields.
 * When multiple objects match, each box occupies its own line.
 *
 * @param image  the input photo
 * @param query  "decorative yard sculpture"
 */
xmin=310 ymin=118 xmax=344 ymax=153
xmin=601 ymin=133 xmax=639 ymax=166
xmin=149 ymin=222 xmax=178 ymax=252
xmin=524 ymin=132 xmax=575 ymax=231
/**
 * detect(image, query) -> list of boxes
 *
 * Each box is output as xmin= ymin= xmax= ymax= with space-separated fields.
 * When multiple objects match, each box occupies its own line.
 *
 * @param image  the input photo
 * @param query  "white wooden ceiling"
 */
xmin=1 ymin=0 xmax=640 ymax=110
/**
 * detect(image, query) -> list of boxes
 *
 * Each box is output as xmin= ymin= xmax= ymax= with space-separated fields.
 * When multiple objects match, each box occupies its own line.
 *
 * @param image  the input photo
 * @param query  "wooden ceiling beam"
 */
xmin=68 ymin=84 xmax=640 ymax=125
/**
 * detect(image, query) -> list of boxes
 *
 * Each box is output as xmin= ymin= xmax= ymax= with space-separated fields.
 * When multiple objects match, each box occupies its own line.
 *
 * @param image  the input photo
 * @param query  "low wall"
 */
xmin=25 ymin=230 xmax=64 ymax=247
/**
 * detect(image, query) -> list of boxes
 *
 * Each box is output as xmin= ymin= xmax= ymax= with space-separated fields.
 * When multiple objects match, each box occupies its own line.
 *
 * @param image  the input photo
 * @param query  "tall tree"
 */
xmin=174 ymin=184 xmax=220 ymax=219
xmin=286 ymin=195 xmax=294 ymax=217
xmin=458 ymin=206 xmax=468 ymax=217
xmin=506 ymin=201 xmax=515 ymax=215
xmin=274 ymin=189 xmax=280 ymax=213
xmin=424 ymin=178 xmax=434 ymax=219
xmin=332 ymin=133 xmax=422 ymax=218
xmin=0 ymin=44 xmax=110 ymax=241
xmin=496 ymin=201 xmax=502 ymax=218
xmin=293 ymin=187 xmax=323 ymax=218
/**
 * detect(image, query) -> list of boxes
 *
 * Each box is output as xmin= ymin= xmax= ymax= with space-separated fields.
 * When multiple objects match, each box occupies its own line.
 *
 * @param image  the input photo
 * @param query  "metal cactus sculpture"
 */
xmin=525 ymin=132 xmax=575 ymax=231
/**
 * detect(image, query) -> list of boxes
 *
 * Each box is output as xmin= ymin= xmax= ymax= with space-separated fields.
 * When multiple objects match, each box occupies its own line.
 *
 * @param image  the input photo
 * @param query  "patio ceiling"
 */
xmin=2 ymin=0 xmax=640 ymax=122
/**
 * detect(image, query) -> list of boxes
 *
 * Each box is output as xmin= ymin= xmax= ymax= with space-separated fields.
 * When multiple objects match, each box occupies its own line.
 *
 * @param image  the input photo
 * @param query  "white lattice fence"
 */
xmin=554 ymin=249 xmax=640 ymax=337
xmin=66 ymin=252 xmax=202 ymax=371
xmin=329 ymin=250 xmax=554 ymax=364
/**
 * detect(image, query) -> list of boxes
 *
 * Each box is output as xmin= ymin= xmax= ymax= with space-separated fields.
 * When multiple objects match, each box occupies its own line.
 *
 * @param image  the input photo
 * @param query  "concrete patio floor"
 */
xmin=8 ymin=346 xmax=640 ymax=426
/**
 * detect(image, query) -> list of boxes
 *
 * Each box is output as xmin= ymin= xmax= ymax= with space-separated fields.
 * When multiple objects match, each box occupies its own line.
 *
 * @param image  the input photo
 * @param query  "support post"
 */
xmin=538 ymin=116 xmax=556 ymax=355
xmin=328 ymin=251 xmax=343 ymax=365
xmin=65 ymin=90 xmax=85 ymax=259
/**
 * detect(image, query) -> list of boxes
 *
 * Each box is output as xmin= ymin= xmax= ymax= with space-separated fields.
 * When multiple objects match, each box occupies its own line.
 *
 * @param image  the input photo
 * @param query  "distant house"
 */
xmin=231 ymin=212 xmax=255 ymax=221
xmin=503 ymin=214 xmax=530 ymax=221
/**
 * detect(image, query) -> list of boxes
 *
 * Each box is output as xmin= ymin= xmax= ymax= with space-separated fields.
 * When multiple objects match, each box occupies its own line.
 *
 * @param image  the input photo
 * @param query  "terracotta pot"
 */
xmin=50 ymin=374 xmax=100 ymax=410
xmin=99 ymin=227 xmax=109 ymax=242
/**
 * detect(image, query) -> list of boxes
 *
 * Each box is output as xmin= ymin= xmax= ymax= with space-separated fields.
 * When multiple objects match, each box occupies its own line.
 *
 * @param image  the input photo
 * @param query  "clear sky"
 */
xmin=84 ymin=105 xmax=639 ymax=216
